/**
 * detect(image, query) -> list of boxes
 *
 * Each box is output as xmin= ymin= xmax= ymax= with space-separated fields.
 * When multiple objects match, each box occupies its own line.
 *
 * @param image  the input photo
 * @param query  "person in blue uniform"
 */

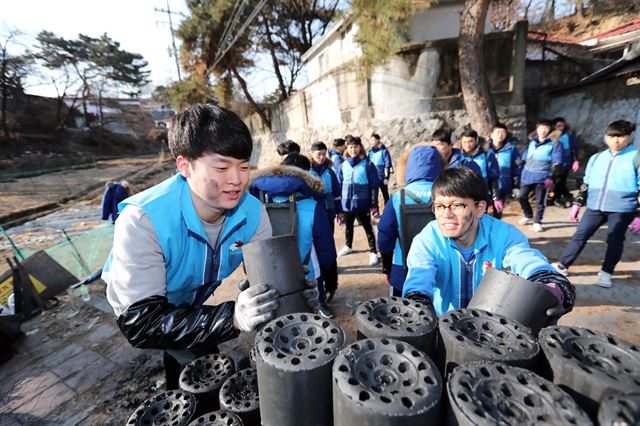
xmin=487 ymin=123 xmax=522 ymax=217
xmin=367 ymin=133 xmax=394 ymax=217
xmin=309 ymin=141 xmax=344 ymax=231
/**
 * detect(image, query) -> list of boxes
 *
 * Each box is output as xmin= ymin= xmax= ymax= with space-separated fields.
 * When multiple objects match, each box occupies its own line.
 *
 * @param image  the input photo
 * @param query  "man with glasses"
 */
xmin=402 ymin=167 xmax=575 ymax=322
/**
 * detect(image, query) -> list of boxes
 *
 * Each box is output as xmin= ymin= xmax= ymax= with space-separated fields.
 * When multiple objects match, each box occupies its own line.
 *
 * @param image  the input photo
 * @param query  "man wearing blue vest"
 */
xmin=102 ymin=104 xmax=318 ymax=389
xmin=368 ymin=133 xmax=394 ymax=217
xmin=487 ymin=123 xmax=522 ymax=216
xmin=553 ymin=120 xmax=640 ymax=288
xmin=250 ymin=153 xmax=339 ymax=317
xmin=518 ymin=119 xmax=564 ymax=232
xmin=549 ymin=117 xmax=579 ymax=208
xmin=402 ymin=167 xmax=575 ymax=320
xmin=329 ymin=138 xmax=346 ymax=176
xmin=309 ymin=141 xmax=344 ymax=231
xmin=459 ymin=128 xmax=503 ymax=217
xmin=378 ymin=145 xmax=442 ymax=296
xmin=337 ymin=136 xmax=380 ymax=266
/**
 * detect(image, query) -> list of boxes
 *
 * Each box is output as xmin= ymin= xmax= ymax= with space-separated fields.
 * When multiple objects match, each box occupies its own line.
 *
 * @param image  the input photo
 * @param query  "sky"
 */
xmin=0 ymin=0 xmax=277 ymax=99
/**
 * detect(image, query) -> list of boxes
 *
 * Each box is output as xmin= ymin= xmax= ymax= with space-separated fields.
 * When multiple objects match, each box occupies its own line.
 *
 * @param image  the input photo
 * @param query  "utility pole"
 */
xmin=155 ymin=0 xmax=183 ymax=81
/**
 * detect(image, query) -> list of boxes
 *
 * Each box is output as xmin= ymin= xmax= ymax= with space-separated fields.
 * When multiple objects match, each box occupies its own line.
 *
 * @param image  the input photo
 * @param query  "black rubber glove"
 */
xmin=528 ymin=269 xmax=576 ymax=319
xmin=405 ymin=291 xmax=437 ymax=317
xmin=117 ymin=295 xmax=239 ymax=351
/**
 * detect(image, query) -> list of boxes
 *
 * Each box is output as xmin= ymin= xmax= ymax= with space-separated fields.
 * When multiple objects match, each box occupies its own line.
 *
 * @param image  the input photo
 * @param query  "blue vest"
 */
xmin=585 ymin=146 xmax=639 ymax=212
xmin=341 ymin=159 xmax=370 ymax=212
xmin=491 ymin=142 xmax=520 ymax=195
xmin=368 ymin=147 xmax=387 ymax=178
xmin=103 ymin=174 xmax=262 ymax=306
xmin=310 ymin=167 xmax=335 ymax=212
xmin=558 ymin=132 xmax=574 ymax=167
xmin=271 ymin=195 xmax=318 ymax=278
xmin=390 ymin=181 xmax=434 ymax=267
xmin=330 ymin=150 xmax=344 ymax=176
xmin=462 ymin=150 xmax=489 ymax=179
xmin=522 ymin=138 xmax=554 ymax=184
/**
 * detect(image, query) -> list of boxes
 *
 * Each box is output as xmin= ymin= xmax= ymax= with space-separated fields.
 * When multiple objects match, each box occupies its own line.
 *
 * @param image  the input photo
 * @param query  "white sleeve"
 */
xmin=105 ymin=205 xmax=167 ymax=316
xmin=250 ymin=204 xmax=273 ymax=242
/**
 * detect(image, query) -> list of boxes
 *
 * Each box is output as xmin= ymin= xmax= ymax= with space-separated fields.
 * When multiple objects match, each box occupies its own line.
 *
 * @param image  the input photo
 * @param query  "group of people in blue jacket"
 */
xmin=102 ymin=103 xmax=638 ymax=390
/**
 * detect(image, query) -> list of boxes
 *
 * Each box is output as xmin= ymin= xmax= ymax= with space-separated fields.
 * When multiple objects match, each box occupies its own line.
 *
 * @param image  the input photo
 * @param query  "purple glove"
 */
xmin=571 ymin=160 xmax=580 ymax=173
xmin=629 ymin=217 xmax=640 ymax=234
xmin=336 ymin=213 xmax=345 ymax=226
xmin=493 ymin=199 xmax=504 ymax=212
xmin=370 ymin=208 xmax=379 ymax=217
xmin=539 ymin=282 xmax=567 ymax=318
xmin=569 ymin=204 xmax=580 ymax=223
xmin=539 ymin=282 xmax=564 ymax=304
xmin=544 ymin=178 xmax=554 ymax=189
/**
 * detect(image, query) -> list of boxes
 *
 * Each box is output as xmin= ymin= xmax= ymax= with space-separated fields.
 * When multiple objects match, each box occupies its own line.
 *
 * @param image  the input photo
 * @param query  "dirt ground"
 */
xmin=0 ymin=159 xmax=638 ymax=424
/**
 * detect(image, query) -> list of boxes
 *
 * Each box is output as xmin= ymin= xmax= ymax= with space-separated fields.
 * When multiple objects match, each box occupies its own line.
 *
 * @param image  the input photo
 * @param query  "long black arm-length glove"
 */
xmin=117 ymin=295 xmax=239 ymax=351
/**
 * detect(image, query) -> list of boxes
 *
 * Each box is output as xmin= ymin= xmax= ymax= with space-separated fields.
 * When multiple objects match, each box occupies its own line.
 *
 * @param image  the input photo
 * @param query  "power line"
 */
xmin=210 ymin=0 xmax=267 ymax=70
xmin=154 ymin=0 xmax=185 ymax=81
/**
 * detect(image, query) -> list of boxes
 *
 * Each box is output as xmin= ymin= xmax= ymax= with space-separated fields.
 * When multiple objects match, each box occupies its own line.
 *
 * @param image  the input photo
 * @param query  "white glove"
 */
xmin=234 ymin=281 xmax=280 ymax=332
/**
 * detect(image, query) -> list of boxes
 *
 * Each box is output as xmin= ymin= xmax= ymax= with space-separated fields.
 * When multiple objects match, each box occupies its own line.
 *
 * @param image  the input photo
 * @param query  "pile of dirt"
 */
xmin=530 ymin=9 xmax=639 ymax=41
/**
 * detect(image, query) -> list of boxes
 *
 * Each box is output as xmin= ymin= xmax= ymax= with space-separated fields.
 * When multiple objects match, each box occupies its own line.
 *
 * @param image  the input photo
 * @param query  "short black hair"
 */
xmin=371 ymin=133 xmax=380 ymax=141
xmin=168 ymin=104 xmax=252 ymax=160
xmin=606 ymin=120 xmax=636 ymax=137
xmin=536 ymin=119 xmax=552 ymax=128
xmin=460 ymin=128 xmax=478 ymax=139
xmin=333 ymin=138 xmax=345 ymax=147
xmin=431 ymin=127 xmax=452 ymax=144
xmin=282 ymin=153 xmax=311 ymax=170
xmin=432 ymin=167 xmax=488 ymax=202
xmin=492 ymin=122 xmax=507 ymax=131
xmin=551 ymin=117 xmax=566 ymax=126
xmin=347 ymin=136 xmax=362 ymax=146
xmin=311 ymin=141 xmax=328 ymax=151
xmin=277 ymin=140 xmax=301 ymax=156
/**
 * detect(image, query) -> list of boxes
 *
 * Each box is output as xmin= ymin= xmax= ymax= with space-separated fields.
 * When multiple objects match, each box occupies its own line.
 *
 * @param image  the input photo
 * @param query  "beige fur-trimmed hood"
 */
xmin=250 ymin=165 xmax=324 ymax=193
xmin=396 ymin=141 xmax=434 ymax=186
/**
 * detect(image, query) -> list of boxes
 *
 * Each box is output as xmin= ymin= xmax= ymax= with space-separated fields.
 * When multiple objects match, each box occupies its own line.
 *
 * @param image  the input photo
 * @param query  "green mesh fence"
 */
xmin=20 ymin=224 xmax=114 ymax=280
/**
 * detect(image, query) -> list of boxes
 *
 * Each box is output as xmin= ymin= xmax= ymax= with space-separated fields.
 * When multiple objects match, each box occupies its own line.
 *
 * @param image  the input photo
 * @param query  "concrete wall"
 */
xmin=530 ymin=77 xmax=640 ymax=157
xmin=409 ymin=2 xmax=495 ymax=42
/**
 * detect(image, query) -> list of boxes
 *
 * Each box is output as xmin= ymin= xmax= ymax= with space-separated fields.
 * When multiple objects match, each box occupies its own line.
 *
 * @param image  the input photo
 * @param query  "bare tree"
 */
xmin=0 ymin=28 xmax=33 ymax=139
xmin=458 ymin=0 xmax=498 ymax=137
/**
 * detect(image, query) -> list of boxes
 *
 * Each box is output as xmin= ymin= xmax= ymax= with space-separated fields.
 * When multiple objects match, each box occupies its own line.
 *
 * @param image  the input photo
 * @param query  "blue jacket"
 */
xmin=250 ymin=166 xmax=337 ymax=279
xmin=329 ymin=149 xmax=345 ymax=176
xmin=310 ymin=163 xmax=342 ymax=218
xmin=102 ymin=174 xmax=262 ymax=306
xmin=378 ymin=146 xmax=442 ymax=291
xmin=461 ymin=147 xmax=500 ymax=198
xmin=337 ymin=156 xmax=380 ymax=212
xmin=521 ymin=137 xmax=563 ymax=185
xmin=101 ymin=182 xmax=130 ymax=223
xmin=583 ymin=145 xmax=640 ymax=213
xmin=488 ymin=138 xmax=522 ymax=196
xmin=403 ymin=214 xmax=554 ymax=316
xmin=368 ymin=144 xmax=393 ymax=181
xmin=558 ymin=130 xmax=578 ymax=169
xmin=449 ymin=147 xmax=482 ymax=176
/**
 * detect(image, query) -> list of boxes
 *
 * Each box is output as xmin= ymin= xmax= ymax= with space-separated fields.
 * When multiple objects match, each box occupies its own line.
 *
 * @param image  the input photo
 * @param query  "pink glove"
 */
xmin=571 ymin=160 xmax=580 ymax=173
xmin=544 ymin=178 xmax=554 ymax=189
xmin=336 ymin=213 xmax=345 ymax=226
xmin=370 ymin=208 xmax=379 ymax=217
xmin=629 ymin=217 xmax=640 ymax=234
xmin=569 ymin=204 xmax=580 ymax=223
xmin=539 ymin=282 xmax=564 ymax=304
xmin=493 ymin=199 xmax=504 ymax=212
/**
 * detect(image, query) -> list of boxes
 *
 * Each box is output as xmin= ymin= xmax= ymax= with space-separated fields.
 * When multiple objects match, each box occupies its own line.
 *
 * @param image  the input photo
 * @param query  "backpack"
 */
xmin=398 ymin=189 xmax=435 ymax=268
xmin=258 ymin=191 xmax=311 ymax=265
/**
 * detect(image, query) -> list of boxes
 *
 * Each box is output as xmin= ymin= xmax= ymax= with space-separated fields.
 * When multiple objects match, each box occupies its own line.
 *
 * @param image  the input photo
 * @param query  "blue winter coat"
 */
xmin=449 ymin=148 xmax=482 ymax=176
xmin=101 ymin=182 xmax=130 ymax=223
xmin=558 ymin=130 xmax=578 ymax=170
xmin=102 ymin=174 xmax=262 ymax=306
xmin=488 ymin=138 xmax=522 ymax=196
xmin=521 ymin=137 xmax=563 ymax=185
xmin=310 ymin=163 xmax=342 ymax=219
xmin=337 ymin=157 xmax=380 ymax=212
xmin=403 ymin=214 xmax=554 ymax=316
xmin=368 ymin=144 xmax=393 ymax=181
xmin=250 ymin=167 xmax=337 ymax=279
xmin=583 ymin=145 xmax=640 ymax=213
xmin=378 ymin=146 xmax=442 ymax=291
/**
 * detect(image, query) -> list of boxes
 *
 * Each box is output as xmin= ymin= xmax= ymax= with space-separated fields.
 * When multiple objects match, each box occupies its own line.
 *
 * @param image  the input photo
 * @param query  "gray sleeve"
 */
xmin=105 ymin=205 xmax=167 ymax=317
xmin=251 ymin=204 xmax=273 ymax=242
